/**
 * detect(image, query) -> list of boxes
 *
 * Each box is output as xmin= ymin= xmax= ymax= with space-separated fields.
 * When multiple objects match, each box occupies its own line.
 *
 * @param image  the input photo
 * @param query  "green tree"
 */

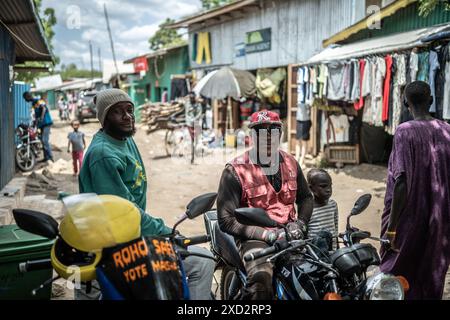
xmin=15 ymin=0 xmax=58 ymax=82
xmin=418 ymin=0 xmax=450 ymax=17
xmin=149 ymin=18 xmax=186 ymax=51
xmin=59 ymin=64 xmax=102 ymax=81
xmin=201 ymin=0 xmax=233 ymax=10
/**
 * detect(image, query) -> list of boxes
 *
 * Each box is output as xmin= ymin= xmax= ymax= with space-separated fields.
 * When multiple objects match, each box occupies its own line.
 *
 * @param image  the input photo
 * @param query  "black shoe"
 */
xmin=38 ymin=159 xmax=49 ymax=163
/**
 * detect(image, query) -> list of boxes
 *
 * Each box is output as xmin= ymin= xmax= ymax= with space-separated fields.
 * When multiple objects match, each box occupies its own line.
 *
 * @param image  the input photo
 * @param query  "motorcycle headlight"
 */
xmin=365 ymin=272 xmax=404 ymax=300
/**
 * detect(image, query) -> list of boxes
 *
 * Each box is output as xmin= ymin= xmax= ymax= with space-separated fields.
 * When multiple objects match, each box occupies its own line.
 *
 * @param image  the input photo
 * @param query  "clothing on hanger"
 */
xmin=429 ymin=50 xmax=440 ymax=113
xmin=382 ymin=54 xmax=393 ymax=122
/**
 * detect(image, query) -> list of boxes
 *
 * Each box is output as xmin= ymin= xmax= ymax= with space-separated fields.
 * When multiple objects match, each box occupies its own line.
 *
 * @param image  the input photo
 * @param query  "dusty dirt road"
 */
xmin=21 ymin=111 xmax=449 ymax=299
xmin=34 ymin=111 xmax=387 ymax=240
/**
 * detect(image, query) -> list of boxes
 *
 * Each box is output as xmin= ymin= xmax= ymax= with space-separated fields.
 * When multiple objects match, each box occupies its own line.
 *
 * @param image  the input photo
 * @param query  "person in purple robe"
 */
xmin=380 ymin=81 xmax=450 ymax=300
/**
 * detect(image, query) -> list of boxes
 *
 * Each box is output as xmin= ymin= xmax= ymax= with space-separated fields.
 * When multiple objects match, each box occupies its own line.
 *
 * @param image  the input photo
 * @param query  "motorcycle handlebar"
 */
xmin=244 ymin=245 xmax=277 ymax=262
xmin=182 ymin=235 xmax=211 ymax=247
xmin=18 ymin=259 xmax=52 ymax=273
xmin=351 ymin=231 xmax=371 ymax=239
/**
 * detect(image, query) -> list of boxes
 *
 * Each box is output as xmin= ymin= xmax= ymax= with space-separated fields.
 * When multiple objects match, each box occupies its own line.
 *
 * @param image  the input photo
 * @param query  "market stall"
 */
xmin=287 ymin=23 xmax=450 ymax=165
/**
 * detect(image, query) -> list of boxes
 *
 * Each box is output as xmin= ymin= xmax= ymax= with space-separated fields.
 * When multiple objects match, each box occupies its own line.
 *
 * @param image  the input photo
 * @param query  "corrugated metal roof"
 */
xmin=344 ymin=1 xmax=450 ymax=43
xmin=168 ymin=0 xmax=258 ymax=29
xmin=0 ymin=0 xmax=53 ymax=63
xmin=307 ymin=24 xmax=450 ymax=64
xmin=323 ymin=0 xmax=417 ymax=47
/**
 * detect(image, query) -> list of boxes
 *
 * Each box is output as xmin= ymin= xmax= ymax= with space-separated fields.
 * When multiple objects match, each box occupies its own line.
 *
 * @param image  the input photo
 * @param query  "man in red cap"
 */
xmin=217 ymin=110 xmax=313 ymax=300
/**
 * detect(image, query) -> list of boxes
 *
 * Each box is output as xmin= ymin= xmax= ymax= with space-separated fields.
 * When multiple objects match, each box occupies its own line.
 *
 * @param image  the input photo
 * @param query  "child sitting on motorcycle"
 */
xmin=306 ymin=169 xmax=339 ymax=249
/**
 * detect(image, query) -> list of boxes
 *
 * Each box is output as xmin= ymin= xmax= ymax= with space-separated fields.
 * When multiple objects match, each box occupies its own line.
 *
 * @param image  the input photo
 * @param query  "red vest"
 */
xmin=229 ymin=150 xmax=298 ymax=225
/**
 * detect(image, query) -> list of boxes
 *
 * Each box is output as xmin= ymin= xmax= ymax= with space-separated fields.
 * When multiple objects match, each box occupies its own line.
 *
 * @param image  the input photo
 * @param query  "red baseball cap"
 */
xmin=248 ymin=110 xmax=283 ymax=129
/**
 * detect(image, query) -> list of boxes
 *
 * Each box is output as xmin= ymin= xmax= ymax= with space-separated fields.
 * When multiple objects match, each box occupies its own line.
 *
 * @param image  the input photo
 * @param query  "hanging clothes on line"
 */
xmin=409 ymin=50 xmax=419 ymax=81
xmin=417 ymin=51 xmax=430 ymax=82
xmin=435 ymin=43 xmax=450 ymax=120
xmin=428 ymin=50 xmax=440 ymax=113
xmin=317 ymin=64 xmax=328 ymax=99
xmin=354 ymin=58 xmax=366 ymax=110
xmin=350 ymin=60 xmax=361 ymax=103
xmin=306 ymin=66 xmax=316 ymax=105
xmin=296 ymin=43 xmax=449 ymax=145
xmin=371 ymin=57 xmax=386 ymax=127
xmin=389 ymin=54 xmax=407 ymax=135
xmin=343 ymin=62 xmax=352 ymax=102
xmin=382 ymin=55 xmax=393 ymax=123
xmin=327 ymin=62 xmax=346 ymax=101
xmin=320 ymin=113 xmax=350 ymax=150
xmin=297 ymin=66 xmax=307 ymax=104
xmin=297 ymin=66 xmax=311 ymax=122
xmin=443 ymin=43 xmax=450 ymax=120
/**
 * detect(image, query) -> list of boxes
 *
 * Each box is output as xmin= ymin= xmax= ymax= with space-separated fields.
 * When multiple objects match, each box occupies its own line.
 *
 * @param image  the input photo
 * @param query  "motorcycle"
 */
xmin=204 ymin=194 xmax=409 ymax=300
xmin=15 ymin=122 xmax=43 ymax=172
xmin=12 ymin=192 xmax=217 ymax=300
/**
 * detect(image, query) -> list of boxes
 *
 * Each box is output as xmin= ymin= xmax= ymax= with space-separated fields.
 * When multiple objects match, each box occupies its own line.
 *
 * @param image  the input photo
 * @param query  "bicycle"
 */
xmin=164 ymin=112 xmax=195 ymax=164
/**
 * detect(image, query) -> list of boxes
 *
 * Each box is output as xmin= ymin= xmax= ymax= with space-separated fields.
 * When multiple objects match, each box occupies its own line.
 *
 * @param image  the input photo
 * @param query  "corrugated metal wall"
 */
xmin=189 ymin=0 xmax=367 ymax=70
xmin=345 ymin=2 xmax=450 ymax=43
xmin=0 ymin=26 xmax=16 ymax=190
xmin=13 ymin=82 xmax=31 ymax=129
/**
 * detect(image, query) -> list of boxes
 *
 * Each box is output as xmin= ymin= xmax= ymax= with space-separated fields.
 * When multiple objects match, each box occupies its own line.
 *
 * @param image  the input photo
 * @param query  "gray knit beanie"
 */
xmin=94 ymin=88 xmax=134 ymax=127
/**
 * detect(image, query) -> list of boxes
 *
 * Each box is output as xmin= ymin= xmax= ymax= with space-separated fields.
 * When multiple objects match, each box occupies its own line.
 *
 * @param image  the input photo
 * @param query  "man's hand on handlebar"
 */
xmin=273 ymin=238 xmax=289 ymax=251
xmin=382 ymin=231 xmax=400 ymax=253
xmin=286 ymin=221 xmax=307 ymax=240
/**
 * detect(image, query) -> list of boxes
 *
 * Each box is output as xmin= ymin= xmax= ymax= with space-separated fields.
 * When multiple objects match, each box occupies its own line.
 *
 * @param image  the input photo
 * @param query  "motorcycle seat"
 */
xmin=204 ymin=211 xmax=245 ymax=272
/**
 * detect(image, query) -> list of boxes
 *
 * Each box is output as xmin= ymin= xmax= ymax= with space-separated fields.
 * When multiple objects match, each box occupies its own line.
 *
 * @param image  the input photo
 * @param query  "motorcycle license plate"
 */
xmin=99 ymin=236 xmax=185 ymax=300
xmin=82 ymin=110 xmax=90 ymax=115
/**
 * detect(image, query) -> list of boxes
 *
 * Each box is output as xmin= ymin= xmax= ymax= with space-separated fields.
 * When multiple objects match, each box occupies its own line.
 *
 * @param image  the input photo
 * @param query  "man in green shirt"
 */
xmin=78 ymin=88 xmax=214 ymax=300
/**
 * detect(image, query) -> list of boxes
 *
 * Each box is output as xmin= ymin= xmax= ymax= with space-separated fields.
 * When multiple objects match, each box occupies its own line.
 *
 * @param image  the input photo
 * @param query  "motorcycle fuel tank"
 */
xmin=275 ymin=256 xmax=321 ymax=300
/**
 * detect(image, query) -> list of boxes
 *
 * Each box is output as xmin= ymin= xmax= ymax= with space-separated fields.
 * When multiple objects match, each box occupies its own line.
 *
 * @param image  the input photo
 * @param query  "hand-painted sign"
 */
xmin=99 ymin=236 xmax=185 ymax=300
xmin=245 ymin=28 xmax=271 ymax=54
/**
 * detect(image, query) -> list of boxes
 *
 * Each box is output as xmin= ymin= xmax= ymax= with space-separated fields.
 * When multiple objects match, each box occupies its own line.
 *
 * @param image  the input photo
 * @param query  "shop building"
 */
xmin=286 ymin=0 xmax=450 ymax=164
xmin=169 ymin=0 xmax=397 ymax=139
xmin=124 ymin=44 xmax=190 ymax=107
xmin=0 ymin=0 xmax=52 ymax=189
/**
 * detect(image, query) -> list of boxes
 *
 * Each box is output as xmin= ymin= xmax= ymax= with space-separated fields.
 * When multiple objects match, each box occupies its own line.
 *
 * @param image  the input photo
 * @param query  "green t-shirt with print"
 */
xmin=79 ymin=130 xmax=171 ymax=236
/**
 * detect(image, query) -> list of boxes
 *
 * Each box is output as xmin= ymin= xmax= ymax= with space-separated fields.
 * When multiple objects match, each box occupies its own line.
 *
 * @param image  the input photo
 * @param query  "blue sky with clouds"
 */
xmin=41 ymin=0 xmax=201 ymax=70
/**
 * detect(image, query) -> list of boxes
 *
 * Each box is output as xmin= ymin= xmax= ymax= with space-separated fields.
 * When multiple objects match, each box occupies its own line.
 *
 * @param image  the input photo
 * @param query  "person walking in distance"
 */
xmin=67 ymin=120 xmax=86 ymax=176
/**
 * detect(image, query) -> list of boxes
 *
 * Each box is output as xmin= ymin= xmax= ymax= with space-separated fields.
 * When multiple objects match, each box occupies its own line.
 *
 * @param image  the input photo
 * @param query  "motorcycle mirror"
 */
xmin=186 ymin=193 xmax=218 ymax=219
xmin=350 ymin=194 xmax=372 ymax=216
xmin=12 ymin=209 xmax=59 ymax=239
xmin=234 ymin=208 xmax=279 ymax=228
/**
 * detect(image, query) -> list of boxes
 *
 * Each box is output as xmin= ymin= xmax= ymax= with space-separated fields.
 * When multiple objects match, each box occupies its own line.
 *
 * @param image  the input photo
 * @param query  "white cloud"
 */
xmin=41 ymin=0 xmax=201 ymax=68
xmin=118 ymin=24 xmax=159 ymax=41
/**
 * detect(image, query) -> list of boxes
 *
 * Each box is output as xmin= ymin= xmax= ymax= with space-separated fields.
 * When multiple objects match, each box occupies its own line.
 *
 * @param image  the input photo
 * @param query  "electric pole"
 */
xmin=103 ymin=3 xmax=120 ymax=87
xmin=89 ymin=41 xmax=94 ymax=80
xmin=98 ymin=47 xmax=102 ymax=73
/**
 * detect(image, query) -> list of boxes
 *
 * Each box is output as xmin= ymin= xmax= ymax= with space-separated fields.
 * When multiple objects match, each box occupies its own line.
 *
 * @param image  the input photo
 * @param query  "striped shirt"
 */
xmin=307 ymin=199 xmax=339 ymax=248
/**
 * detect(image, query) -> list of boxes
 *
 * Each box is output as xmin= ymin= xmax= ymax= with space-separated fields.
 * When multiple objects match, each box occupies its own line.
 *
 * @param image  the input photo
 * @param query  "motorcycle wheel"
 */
xmin=16 ymin=146 xmax=36 ymax=172
xmin=220 ymin=265 xmax=240 ymax=300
